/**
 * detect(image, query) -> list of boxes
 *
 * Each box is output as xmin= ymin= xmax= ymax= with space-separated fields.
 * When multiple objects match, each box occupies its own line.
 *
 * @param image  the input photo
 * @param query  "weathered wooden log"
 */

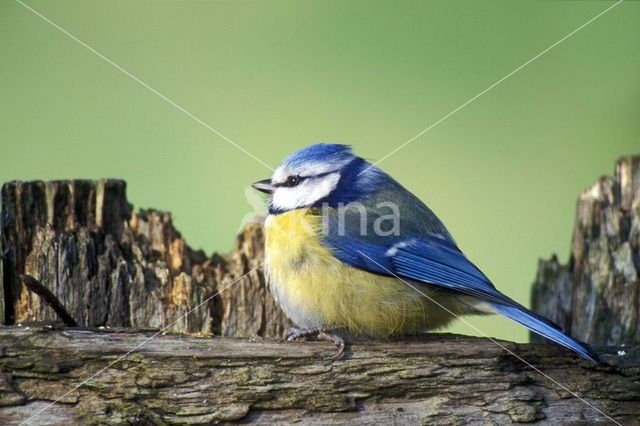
xmin=0 ymin=179 xmax=291 ymax=337
xmin=0 ymin=327 xmax=637 ymax=425
xmin=531 ymin=156 xmax=640 ymax=346
xmin=2 ymin=174 xmax=639 ymax=424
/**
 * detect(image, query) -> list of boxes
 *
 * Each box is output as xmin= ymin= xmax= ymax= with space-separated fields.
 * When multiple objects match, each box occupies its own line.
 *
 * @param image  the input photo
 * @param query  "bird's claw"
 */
xmin=285 ymin=327 xmax=346 ymax=359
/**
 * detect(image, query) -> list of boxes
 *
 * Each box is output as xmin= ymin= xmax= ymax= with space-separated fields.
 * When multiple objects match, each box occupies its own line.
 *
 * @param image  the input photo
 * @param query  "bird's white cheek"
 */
xmin=271 ymin=188 xmax=303 ymax=211
xmin=305 ymin=173 xmax=340 ymax=203
xmin=271 ymin=173 xmax=340 ymax=210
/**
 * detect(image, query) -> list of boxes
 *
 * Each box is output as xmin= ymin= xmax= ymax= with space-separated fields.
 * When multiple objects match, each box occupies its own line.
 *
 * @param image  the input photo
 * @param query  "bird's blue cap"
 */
xmin=279 ymin=143 xmax=355 ymax=169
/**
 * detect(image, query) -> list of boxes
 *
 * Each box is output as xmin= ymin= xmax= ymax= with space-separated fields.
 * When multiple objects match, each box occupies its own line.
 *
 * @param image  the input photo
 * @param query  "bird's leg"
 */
xmin=285 ymin=327 xmax=346 ymax=359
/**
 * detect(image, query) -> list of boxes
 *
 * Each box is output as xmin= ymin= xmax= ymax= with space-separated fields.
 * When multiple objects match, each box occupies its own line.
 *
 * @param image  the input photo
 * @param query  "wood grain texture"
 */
xmin=532 ymin=156 xmax=640 ymax=346
xmin=0 ymin=327 xmax=637 ymax=425
xmin=0 ymin=179 xmax=291 ymax=337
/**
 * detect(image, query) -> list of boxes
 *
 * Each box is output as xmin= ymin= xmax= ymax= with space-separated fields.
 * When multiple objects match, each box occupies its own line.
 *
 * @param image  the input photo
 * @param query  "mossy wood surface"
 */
xmin=0 ymin=328 xmax=638 ymax=425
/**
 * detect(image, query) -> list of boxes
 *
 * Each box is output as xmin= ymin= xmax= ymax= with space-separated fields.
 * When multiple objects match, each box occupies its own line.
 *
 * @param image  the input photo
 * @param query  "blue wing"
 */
xmin=315 ymin=172 xmax=598 ymax=363
xmin=318 ymin=179 xmax=515 ymax=306
xmin=323 ymin=221 xmax=516 ymax=307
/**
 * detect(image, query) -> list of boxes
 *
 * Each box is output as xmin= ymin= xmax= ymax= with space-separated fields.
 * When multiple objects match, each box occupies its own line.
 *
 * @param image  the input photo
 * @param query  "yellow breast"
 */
xmin=264 ymin=208 xmax=463 ymax=337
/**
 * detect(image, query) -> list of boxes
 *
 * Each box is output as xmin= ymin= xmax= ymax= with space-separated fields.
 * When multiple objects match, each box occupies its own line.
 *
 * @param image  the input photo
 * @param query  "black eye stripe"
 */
xmin=274 ymin=171 xmax=335 ymax=188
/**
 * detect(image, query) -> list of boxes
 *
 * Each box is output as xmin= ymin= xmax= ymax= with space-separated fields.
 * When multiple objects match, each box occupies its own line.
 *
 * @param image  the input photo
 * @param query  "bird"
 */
xmin=251 ymin=143 xmax=598 ymax=363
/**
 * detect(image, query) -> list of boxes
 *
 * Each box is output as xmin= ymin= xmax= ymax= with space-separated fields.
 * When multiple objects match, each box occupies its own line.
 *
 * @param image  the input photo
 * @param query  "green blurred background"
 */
xmin=1 ymin=0 xmax=638 ymax=343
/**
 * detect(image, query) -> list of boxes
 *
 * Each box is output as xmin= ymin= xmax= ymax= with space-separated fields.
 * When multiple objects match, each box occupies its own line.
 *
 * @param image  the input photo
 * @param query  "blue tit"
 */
xmin=252 ymin=143 xmax=598 ymax=363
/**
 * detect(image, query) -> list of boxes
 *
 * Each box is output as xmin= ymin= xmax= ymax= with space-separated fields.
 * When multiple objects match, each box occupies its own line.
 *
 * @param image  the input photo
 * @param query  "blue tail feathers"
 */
xmin=493 ymin=303 xmax=600 ymax=364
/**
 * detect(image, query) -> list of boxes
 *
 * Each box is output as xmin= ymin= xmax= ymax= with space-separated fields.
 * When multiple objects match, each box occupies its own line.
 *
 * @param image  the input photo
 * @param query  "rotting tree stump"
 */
xmin=0 ymin=179 xmax=291 ymax=337
xmin=0 ymin=328 xmax=637 ymax=425
xmin=532 ymin=156 xmax=640 ymax=346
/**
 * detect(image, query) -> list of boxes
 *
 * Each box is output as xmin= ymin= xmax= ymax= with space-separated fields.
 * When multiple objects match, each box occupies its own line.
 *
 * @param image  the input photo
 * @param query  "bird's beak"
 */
xmin=252 ymin=179 xmax=275 ymax=194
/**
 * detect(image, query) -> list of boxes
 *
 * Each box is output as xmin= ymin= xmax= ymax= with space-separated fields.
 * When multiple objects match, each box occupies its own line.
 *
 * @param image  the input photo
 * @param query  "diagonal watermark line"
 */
xmin=19 ymin=262 xmax=265 ymax=426
xmin=15 ymin=0 xmax=274 ymax=172
xmin=360 ymin=0 xmax=624 ymax=175
xmin=355 ymin=250 xmax=619 ymax=425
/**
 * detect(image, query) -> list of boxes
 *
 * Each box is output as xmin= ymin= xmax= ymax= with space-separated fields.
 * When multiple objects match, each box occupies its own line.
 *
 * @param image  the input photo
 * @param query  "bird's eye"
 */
xmin=284 ymin=175 xmax=304 ymax=187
